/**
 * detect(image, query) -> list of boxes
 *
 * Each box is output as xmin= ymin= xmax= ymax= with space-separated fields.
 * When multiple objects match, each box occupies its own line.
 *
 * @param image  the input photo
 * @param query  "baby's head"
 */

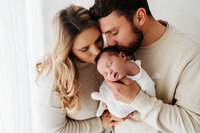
xmin=95 ymin=46 xmax=128 ymax=81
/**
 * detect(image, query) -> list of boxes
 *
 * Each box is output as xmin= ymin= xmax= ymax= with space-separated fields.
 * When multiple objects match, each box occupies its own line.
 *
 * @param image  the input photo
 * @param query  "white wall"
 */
xmin=41 ymin=0 xmax=200 ymax=52
xmin=41 ymin=0 xmax=94 ymax=52
xmin=148 ymin=0 xmax=200 ymax=43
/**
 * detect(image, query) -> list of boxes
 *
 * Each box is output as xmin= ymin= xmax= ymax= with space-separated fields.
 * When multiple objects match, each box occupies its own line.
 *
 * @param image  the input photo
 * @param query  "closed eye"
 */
xmin=111 ymin=30 xmax=118 ymax=36
xmin=108 ymin=61 xmax=113 ymax=67
xmin=80 ymin=46 xmax=89 ymax=52
xmin=113 ymin=32 xmax=118 ymax=36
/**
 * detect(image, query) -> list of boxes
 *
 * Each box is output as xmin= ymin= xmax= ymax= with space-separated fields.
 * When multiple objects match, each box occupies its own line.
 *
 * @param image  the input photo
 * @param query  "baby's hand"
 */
xmin=102 ymin=102 xmax=108 ymax=109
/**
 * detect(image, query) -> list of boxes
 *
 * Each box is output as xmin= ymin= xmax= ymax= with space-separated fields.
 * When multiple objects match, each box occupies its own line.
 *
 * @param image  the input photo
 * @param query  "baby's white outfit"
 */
xmin=91 ymin=60 xmax=156 ymax=118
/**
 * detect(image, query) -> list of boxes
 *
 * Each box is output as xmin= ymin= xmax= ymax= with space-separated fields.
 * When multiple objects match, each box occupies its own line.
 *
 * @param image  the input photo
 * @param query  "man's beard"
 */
xmin=118 ymin=23 xmax=143 ymax=56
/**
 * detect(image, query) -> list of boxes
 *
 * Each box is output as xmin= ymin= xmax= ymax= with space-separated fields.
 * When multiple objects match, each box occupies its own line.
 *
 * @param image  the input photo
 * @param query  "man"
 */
xmin=90 ymin=0 xmax=200 ymax=132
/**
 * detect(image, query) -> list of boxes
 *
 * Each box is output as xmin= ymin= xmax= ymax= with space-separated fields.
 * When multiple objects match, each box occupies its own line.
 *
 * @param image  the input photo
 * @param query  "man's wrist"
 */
xmin=129 ymin=91 xmax=157 ymax=115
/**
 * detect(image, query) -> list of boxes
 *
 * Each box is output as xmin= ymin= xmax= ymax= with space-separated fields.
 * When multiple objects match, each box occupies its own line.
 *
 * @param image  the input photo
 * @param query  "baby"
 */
xmin=91 ymin=46 xmax=156 ymax=118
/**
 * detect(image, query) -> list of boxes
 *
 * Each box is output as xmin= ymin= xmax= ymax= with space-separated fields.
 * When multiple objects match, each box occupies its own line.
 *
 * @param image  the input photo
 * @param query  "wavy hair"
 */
xmin=36 ymin=4 xmax=100 ymax=114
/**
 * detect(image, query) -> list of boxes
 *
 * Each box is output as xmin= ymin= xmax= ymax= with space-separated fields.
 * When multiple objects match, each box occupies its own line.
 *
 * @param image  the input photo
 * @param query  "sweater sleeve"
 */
xmin=129 ymin=53 xmax=200 ymax=133
xmin=38 ymin=92 xmax=104 ymax=133
xmin=39 ymin=105 xmax=103 ymax=133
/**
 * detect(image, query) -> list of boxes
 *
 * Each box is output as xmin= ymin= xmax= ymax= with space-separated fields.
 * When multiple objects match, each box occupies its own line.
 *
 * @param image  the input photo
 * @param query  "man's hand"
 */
xmin=106 ymin=77 xmax=141 ymax=104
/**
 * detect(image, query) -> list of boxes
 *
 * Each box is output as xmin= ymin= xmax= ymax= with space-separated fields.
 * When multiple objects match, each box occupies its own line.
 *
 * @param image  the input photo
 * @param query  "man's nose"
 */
xmin=106 ymin=36 xmax=116 ymax=46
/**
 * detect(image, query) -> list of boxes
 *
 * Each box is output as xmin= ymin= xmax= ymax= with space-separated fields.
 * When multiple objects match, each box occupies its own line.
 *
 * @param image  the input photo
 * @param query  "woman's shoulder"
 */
xmin=37 ymin=68 xmax=55 ymax=90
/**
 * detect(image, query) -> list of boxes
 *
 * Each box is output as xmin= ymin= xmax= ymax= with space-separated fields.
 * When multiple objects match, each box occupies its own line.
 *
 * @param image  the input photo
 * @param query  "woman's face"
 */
xmin=72 ymin=27 xmax=103 ymax=63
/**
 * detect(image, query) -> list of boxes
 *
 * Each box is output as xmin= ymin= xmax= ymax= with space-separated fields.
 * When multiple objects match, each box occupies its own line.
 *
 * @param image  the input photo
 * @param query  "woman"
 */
xmin=35 ymin=4 xmax=122 ymax=133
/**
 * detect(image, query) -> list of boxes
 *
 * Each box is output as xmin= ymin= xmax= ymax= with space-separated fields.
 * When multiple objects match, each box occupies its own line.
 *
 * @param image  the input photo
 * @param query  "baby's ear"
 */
xmin=119 ymin=52 xmax=127 ymax=60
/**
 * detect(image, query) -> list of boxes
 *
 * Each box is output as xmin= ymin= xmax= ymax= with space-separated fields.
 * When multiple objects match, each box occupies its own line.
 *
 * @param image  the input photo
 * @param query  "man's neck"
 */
xmin=141 ymin=17 xmax=166 ymax=47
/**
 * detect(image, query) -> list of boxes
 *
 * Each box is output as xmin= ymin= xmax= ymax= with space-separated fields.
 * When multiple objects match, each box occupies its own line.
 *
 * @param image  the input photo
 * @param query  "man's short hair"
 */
xmin=90 ymin=0 xmax=152 ymax=22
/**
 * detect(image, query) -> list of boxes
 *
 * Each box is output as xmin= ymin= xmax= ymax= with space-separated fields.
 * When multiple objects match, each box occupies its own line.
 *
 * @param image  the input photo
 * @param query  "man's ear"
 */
xmin=133 ymin=8 xmax=146 ymax=27
xmin=119 ymin=52 xmax=127 ymax=60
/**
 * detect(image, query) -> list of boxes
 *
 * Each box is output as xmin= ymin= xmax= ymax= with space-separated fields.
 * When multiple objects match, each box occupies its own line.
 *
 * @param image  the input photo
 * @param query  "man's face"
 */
xmin=98 ymin=11 xmax=143 ymax=55
xmin=97 ymin=52 xmax=127 ymax=81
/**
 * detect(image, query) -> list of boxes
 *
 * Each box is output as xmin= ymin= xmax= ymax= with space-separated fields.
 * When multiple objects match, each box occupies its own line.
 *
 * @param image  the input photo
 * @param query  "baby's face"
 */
xmin=97 ymin=52 xmax=127 ymax=81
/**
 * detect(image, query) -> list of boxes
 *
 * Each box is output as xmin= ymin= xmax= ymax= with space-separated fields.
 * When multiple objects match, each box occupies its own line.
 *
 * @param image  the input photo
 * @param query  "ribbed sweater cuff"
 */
xmin=129 ymin=91 xmax=156 ymax=115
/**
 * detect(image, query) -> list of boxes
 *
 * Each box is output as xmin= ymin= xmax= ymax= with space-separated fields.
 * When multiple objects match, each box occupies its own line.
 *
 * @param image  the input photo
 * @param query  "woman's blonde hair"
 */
xmin=36 ymin=4 xmax=100 ymax=114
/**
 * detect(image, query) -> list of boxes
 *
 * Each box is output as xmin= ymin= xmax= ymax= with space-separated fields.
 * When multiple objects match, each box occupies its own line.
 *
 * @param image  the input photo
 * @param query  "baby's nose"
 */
xmin=108 ymin=68 xmax=113 ymax=75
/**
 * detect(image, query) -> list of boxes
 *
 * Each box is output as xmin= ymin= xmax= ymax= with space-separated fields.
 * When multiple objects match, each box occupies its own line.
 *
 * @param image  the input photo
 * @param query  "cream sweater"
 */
xmin=37 ymin=58 xmax=104 ymax=133
xmin=113 ymin=21 xmax=200 ymax=133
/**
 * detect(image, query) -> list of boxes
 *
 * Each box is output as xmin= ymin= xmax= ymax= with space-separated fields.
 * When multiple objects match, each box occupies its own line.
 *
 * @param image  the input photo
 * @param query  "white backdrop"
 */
xmin=1 ymin=1 xmax=199 ymax=133
xmin=41 ymin=0 xmax=200 ymax=52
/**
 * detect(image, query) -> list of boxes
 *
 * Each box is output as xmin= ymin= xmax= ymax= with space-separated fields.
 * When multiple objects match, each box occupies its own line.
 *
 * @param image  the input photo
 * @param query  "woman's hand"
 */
xmin=100 ymin=110 xmax=124 ymax=129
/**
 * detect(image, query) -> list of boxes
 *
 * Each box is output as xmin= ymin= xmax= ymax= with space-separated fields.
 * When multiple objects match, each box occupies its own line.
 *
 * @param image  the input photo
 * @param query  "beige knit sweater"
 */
xmin=113 ymin=21 xmax=200 ymax=133
xmin=37 ymin=58 xmax=104 ymax=133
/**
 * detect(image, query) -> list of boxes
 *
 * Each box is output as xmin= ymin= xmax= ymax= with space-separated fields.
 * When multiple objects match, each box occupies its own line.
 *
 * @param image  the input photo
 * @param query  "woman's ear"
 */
xmin=133 ymin=8 xmax=146 ymax=27
xmin=119 ymin=52 xmax=127 ymax=61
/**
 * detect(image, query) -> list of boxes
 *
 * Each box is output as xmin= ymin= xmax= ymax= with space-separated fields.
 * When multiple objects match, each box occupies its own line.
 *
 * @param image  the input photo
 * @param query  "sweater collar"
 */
xmin=136 ymin=20 xmax=172 ymax=50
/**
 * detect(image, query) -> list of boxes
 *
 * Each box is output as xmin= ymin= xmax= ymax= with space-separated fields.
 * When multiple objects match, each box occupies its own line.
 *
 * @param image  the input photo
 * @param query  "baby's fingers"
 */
xmin=102 ymin=102 xmax=108 ymax=109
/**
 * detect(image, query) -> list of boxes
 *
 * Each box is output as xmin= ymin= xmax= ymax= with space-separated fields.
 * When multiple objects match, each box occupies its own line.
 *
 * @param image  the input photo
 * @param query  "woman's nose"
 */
xmin=92 ymin=45 xmax=101 ymax=55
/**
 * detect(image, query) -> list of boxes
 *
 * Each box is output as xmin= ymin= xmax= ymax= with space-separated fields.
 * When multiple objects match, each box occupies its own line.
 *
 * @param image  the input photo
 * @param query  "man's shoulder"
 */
xmin=162 ymin=23 xmax=200 ymax=55
xmin=169 ymin=24 xmax=200 ymax=48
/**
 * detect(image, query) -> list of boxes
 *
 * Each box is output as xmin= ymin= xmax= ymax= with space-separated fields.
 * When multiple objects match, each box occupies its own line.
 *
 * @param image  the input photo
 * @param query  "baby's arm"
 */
xmin=133 ymin=60 xmax=156 ymax=97
xmin=130 ymin=61 xmax=140 ymax=76
xmin=91 ymin=92 xmax=106 ymax=117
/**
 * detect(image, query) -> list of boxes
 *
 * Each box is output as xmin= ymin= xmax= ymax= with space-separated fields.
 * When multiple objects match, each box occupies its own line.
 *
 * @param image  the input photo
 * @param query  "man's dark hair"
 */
xmin=95 ymin=46 xmax=126 ymax=64
xmin=90 ymin=0 xmax=152 ymax=23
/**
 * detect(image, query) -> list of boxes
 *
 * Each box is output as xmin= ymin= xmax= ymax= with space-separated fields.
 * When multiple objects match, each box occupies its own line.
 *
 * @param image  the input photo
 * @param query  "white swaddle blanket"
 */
xmin=91 ymin=60 xmax=156 ymax=118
